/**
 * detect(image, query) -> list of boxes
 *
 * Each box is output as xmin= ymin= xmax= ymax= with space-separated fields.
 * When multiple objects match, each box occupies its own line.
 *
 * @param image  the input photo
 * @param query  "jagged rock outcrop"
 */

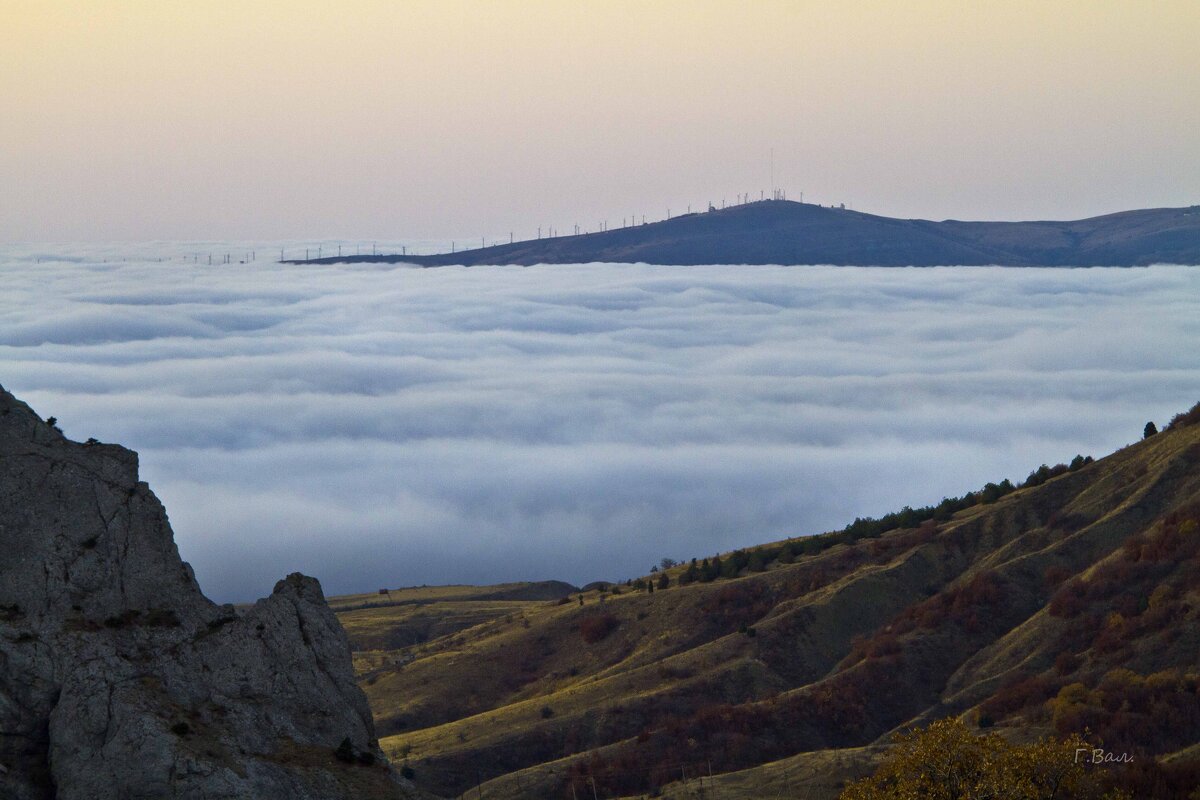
xmin=0 ymin=385 xmax=421 ymax=799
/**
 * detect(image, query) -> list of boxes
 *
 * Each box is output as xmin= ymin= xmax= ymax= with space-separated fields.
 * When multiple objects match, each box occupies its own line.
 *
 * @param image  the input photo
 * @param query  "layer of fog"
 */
xmin=2 ymin=246 xmax=1198 ymax=602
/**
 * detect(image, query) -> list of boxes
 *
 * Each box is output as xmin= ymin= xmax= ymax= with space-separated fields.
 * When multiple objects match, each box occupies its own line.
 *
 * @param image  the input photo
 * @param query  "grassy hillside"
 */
xmin=332 ymin=404 xmax=1200 ymax=799
xmin=333 ymin=582 xmax=576 ymax=677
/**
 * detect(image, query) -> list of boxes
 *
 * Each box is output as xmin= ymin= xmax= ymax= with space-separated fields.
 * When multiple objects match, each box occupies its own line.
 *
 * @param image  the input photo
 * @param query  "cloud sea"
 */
xmin=3 ymin=244 xmax=1198 ymax=601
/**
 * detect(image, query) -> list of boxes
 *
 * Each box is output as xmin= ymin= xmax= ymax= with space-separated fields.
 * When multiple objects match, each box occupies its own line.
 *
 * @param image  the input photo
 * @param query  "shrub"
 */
xmin=1023 ymin=463 xmax=1069 ymax=488
xmin=104 ymin=610 xmax=143 ymax=628
xmin=1166 ymin=401 xmax=1200 ymax=430
xmin=891 ymin=572 xmax=1007 ymax=635
xmin=579 ymin=613 xmax=619 ymax=644
xmin=95 ymin=608 xmax=180 ymax=630
xmin=334 ymin=737 xmax=355 ymax=763
xmin=980 ymin=673 xmax=1060 ymax=720
xmin=979 ymin=479 xmax=1015 ymax=504
xmin=1049 ymin=682 xmax=1100 ymax=732
xmin=1043 ymin=564 xmax=1072 ymax=589
xmin=839 ymin=718 xmax=1122 ymax=800
xmin=1049 ymin=578 xmax=1090 ymax=618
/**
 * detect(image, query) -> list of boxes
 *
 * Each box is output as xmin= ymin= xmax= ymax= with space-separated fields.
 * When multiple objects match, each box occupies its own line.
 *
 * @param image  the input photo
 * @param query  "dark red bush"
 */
xmin=579 ymin=613 xmax=619 ymax=644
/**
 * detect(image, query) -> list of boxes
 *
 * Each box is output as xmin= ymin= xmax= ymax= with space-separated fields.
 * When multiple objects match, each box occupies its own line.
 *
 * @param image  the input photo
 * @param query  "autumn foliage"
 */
xmin=578 ymin=613 xmax=619 ymax=644
xmin=839 ymin=718 xmax=1129 ymax=800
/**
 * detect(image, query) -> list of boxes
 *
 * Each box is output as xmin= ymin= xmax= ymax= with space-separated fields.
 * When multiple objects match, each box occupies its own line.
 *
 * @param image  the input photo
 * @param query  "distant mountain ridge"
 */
xmin=297 ymin=201 xmax=1200 ymax=267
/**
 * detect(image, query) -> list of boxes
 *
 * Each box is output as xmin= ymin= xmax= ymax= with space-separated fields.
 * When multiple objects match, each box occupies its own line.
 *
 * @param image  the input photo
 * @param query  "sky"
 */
xmin=2 ymin=1 xmax=1199 ymax=241
xmin=2 ymin=246 xmax=1198 ymax=602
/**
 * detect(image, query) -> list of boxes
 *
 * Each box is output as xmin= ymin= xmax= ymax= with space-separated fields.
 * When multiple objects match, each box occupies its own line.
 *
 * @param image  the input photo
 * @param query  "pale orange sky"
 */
xmin=2 ymin=1 xmax=1198 ymax=240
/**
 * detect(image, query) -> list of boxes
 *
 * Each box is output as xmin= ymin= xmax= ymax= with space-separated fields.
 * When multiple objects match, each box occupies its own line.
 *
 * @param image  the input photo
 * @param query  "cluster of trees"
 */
xmin=631 ymin=453 xmax=1095 ymax=594
xmin=980 ymin=672 xmax=1063 ymax=727
xmin=835 ymin=454 xmax=1093 ymax=547
xmin=1048 ymin=669 xmax=1200 ymax=757
xmin=562 ymin=690 xmax=1197 ymax=800
xmin=1166 ymin=400 xmax=1200 ymax=430
xmin=844 ymin=571 xmax=1009 ymax=671
xmin=979 ymin=668 xmax=1200 ymax=797
xmin=1050 ymin=509 xmax=1198 ymax=659
xmin=676 ymin=549 xmax=771 ymax=586
xmin=1144 ymin=401 xmax=1200 ymax=438
xmin=630 ymin=572 xmax=671 ymax=593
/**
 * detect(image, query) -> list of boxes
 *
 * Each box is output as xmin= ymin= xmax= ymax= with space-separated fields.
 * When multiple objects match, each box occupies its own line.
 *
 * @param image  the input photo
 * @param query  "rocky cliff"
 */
xmin=0 ymin=385 xmax=419 ymax=799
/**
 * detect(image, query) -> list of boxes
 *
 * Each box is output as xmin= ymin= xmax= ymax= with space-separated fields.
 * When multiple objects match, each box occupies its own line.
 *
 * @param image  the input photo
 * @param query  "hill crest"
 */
xmin=295 ymin=201 xmax=1200 ymax=267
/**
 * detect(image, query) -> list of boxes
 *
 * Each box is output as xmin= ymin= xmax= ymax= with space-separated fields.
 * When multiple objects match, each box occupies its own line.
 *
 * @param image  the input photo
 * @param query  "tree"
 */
xmin=839 ymin=718 xmax=1128 ymax=800
xmin=700 ymin=556 xmax=720 ymax=582
xmin=657 ymin=572 xmax=670 ymax=590
xmin=1144 ymin=421 xmax=1158 ymax=439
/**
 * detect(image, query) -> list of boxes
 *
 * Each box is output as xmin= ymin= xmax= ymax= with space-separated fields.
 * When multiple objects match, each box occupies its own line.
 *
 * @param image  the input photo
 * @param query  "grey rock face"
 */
xmin=0 ymin=386 xmax=420 ymax=799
